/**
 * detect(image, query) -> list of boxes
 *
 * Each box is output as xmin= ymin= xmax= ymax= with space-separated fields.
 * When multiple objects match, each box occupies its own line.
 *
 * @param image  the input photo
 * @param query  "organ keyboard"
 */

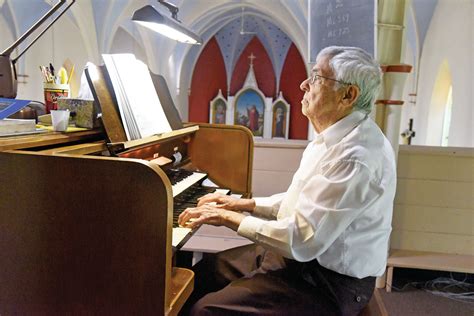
xmin=167 ymin=168 xmax=231 ymax=247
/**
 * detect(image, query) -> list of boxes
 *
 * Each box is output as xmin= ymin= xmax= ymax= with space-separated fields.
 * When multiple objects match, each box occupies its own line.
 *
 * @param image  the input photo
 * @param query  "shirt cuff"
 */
xmin=253 ymin=196 xmax=279 ymax=218
xmin=237 ymin=216 xmax=267 ymax=241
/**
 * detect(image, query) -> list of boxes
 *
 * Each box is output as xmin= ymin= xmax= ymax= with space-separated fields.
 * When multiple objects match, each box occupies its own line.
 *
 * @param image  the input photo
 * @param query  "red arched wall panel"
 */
xmin=189 ymin=37 xmax=227 ymax=123
xmin=280 ymin=44 xmax=308 ymax=140
xmin=230 ymin=37 xmax=275 ymax=97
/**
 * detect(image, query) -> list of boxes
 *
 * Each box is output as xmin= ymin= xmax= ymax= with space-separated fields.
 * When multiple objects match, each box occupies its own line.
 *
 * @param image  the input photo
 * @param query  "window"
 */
xmin=427 ymin=60 xmax=452 ymax=146
xmin=441 ymin=86 xmax=452 ymax=146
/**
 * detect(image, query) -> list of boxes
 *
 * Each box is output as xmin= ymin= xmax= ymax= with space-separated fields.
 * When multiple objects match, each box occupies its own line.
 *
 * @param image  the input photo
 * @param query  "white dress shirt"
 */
xmin=237 ymin=111 xmax=397 ymax=278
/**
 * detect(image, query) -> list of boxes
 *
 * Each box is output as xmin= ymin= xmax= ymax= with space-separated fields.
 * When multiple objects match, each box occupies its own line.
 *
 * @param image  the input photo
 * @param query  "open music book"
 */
xmin=102 ymin=54 xmax=172 ymax=140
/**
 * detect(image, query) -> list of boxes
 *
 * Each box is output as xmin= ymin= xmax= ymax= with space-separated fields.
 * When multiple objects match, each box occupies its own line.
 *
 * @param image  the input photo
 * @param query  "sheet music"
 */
xmin=102 ymin=54 xmax=172 ymax=140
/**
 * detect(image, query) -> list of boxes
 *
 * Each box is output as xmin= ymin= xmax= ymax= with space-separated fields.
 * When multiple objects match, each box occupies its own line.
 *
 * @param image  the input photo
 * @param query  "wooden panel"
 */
xmin=388 ymin=250 xmax=474 ymax=273
xmin=390 ymin=230 xmax=474 ymax=255
xmin=189 ymin=123 xmax=253 ymax=195
xmin=0 ymin=151 xmax=173 ymax=314
xmin=252 ymin=170 xmax=294 ymax=196
xmin=37 ymin=141 xmax=106 ymax=155
xmin=392 ymin=204 xmax=474 ymax=235
xmin=398 ymin=150 xmax=474 ymax=182
xmin=398 ymin=145 xmax=474 ymax=157
xmin=394 ymin=179 xmax=473 ymax=209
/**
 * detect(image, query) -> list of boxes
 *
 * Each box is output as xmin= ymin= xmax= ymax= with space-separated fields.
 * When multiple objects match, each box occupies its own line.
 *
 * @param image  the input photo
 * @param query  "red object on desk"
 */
xmin=44 ymin=83 xmax=69 ymax=113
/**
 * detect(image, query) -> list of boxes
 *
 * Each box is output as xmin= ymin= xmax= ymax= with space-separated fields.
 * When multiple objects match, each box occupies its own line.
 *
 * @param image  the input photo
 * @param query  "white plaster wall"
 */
xmin=414 ymin=0 xmax=473 ymax=147
xmin=0 ymin=2 xmax=94 ymax=101
xmin=109 ymin=27 xmax=147 ymax=65
xmin=0 ymin=9 xmax=14 ymax=56
xmin=17 ymin=20 xmax=90 ymax=101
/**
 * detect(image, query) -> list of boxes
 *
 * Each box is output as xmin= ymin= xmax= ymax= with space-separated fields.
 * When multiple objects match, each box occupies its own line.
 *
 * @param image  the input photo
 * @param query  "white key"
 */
xmin=172 ymin=171 xmax=207 ymax=197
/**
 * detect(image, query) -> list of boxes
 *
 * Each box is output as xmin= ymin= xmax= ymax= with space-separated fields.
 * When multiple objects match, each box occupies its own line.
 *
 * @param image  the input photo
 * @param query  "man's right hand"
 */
xmin=197 ymin=193 xmax=255 ymax=213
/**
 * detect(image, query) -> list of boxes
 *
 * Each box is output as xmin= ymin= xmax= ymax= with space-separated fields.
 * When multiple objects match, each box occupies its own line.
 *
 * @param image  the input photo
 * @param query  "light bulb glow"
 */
xmin=136 ymin=21 xmax=198 ymax=44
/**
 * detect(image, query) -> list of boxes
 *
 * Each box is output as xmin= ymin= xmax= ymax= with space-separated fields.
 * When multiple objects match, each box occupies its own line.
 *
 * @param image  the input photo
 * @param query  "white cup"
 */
xmin=50 ymin=109 xmax=70 ymax=132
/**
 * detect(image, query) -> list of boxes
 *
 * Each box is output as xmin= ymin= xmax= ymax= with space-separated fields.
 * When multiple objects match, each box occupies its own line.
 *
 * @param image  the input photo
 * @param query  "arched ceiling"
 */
xmin=215 ymin=13 xmax=292 ymax=88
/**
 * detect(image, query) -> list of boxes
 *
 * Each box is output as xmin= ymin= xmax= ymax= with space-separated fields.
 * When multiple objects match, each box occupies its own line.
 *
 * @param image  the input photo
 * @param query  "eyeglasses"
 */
xmin=308 ymin=73 xmax=350 ymax=86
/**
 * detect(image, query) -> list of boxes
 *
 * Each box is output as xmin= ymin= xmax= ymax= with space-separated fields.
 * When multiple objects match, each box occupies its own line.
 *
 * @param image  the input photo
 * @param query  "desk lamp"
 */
xmin=132 ymin=0 xmax=202 ymax=45
xmin=0 ymin=0 xmax=75 ymax=98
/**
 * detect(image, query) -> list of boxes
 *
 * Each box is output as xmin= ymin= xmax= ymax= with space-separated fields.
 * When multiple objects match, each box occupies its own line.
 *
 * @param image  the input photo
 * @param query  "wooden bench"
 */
xmin=385 ymin=249 xmax=474 ymax=292
xmin=379 ymin=145 xmax=474 ymax=292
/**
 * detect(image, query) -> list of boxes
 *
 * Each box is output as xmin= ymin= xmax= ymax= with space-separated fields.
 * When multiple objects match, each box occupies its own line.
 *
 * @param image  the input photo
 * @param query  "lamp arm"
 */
xmin=158 ymin=0 xmax=179 ymax=21
xmin=12 ymin=0 xmax=76 ymax=64
xmin=2 ymin=0 xmax=67 ymax=57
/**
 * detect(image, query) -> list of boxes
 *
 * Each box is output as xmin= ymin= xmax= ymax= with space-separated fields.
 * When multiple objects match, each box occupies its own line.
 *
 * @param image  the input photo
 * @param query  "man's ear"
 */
xmin=342 ymin=85 xmax=360 ymax=105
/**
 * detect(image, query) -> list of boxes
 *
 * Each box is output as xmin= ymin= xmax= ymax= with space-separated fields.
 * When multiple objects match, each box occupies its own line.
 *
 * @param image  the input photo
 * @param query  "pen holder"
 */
xmin=44 ymin=83 xmax=70 ymax=114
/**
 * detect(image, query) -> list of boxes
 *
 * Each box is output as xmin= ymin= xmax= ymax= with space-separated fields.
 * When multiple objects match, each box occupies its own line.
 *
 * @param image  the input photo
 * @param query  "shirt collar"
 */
xmin=315 ymin=111 xmax=367 ymax=148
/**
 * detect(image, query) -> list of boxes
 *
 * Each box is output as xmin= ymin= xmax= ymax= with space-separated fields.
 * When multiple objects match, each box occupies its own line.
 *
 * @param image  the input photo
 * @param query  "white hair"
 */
xmin=316 ymin=46 xmax=382 ymax=114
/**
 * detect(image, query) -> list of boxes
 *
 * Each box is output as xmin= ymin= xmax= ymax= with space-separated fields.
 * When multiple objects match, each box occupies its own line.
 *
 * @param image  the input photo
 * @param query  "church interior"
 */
xmin=0 ymin=0 xmax=472 ymax=315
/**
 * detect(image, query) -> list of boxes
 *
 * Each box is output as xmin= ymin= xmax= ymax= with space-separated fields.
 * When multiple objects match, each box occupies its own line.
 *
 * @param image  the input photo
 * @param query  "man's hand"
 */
xmin=178 ymin=204 xmax=246 ymax=231
xmin=197 ymin=193 xmax=256 ymax=213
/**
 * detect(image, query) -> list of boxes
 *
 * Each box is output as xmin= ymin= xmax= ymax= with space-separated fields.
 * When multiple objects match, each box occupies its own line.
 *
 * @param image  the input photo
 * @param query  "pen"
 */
xmin=49 ymin=63 xmax=55 ymax=77
xmin=39 ymin=66 xmax=47 ymax=82
xmin=40 ymin=65 xmax=52 ymax=83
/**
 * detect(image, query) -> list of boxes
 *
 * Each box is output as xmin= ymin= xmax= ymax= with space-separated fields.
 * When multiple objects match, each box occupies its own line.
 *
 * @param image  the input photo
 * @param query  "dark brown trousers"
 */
xmin=180 ymin=244 xmax=375 ymax=316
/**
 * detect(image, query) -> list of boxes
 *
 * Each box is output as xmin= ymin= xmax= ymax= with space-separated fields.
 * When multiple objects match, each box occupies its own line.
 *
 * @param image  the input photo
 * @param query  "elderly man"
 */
xmin=179 ymin=46 xmax=396 ymax=316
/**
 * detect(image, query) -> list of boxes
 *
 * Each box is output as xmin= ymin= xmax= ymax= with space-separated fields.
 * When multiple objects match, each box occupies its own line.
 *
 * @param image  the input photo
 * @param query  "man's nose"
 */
xmin=300 ymin=78 xmax=309 ymax=91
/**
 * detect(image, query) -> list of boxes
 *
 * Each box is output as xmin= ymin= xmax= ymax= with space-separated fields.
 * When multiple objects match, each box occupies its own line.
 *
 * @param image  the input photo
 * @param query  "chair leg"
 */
xmin=385 ymin=266 xmax=393 ymax=292
xmin=376 ymin=272 xmax=386 ymax=289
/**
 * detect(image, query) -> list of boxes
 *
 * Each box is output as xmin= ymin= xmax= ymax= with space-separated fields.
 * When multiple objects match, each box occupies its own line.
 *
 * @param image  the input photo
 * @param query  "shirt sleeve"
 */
xmin=252 ymin=192 xmax=285 ymax=219
xmin=238 ymin=160 xmax=384 ymax=261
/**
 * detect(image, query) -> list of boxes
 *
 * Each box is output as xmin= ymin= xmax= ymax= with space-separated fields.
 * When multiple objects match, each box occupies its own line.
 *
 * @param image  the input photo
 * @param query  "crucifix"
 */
xmin=401 ymin=118 xmax=416 ymax=145
xmin=248 ymin=53 xmax=256 ymax=66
